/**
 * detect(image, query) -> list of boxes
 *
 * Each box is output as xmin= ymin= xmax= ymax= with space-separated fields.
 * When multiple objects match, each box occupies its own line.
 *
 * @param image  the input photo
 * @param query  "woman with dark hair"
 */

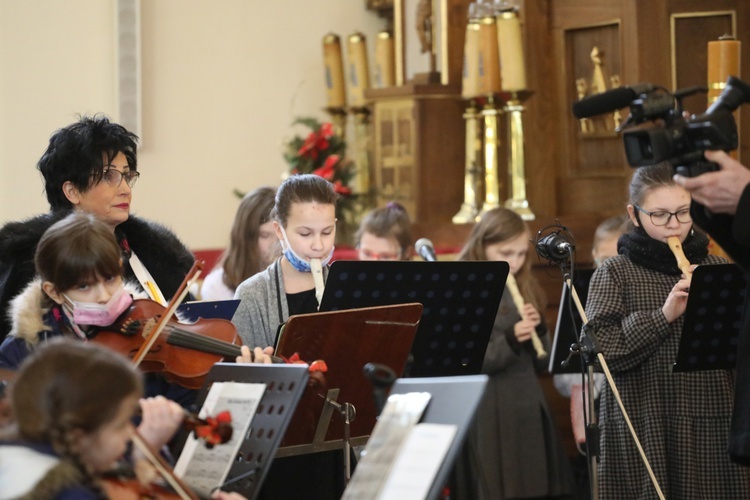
xmin=0 ymin=115 xmax=195 ymax=341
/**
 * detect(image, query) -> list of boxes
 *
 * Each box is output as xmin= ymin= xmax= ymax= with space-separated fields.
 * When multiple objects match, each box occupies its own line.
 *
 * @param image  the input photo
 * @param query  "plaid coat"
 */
xmin=585 ymin=253 xmax=750 ymax=499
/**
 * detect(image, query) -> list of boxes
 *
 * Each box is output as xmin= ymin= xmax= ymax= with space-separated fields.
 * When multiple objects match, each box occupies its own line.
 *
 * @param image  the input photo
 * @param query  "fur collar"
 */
xmin=8 ymin=278 xmax=146 ymax=345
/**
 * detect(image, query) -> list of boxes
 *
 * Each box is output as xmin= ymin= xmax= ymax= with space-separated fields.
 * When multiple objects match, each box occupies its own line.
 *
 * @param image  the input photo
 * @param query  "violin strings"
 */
xmin=163 ymin=325 xmax=242 ymax=358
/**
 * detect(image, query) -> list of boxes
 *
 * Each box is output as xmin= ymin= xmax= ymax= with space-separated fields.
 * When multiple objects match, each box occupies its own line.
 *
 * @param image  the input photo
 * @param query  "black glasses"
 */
xmin=101 ymin=168 xmax=140 ymax=188
xmin=634 ymin=205 xmax=691 ymax=226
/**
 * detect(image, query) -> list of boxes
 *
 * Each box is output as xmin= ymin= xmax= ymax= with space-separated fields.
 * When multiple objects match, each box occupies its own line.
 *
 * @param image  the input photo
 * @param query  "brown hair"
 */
xmin=354 ymin=202 xmax=413 ymax=259
xmin=628 ymin=162 xmax=676 ymax=206
xmin=221 ymin=186 xmax=277 ymax=289
xmin=272 ymin=174 xmax=338 ymax=227
xmin=35 ymin=212 xmax=122 ymax=293
xmin=457 ymin=208 xmax=546 ymax=311
xmin=11 ymin=339 xmax=142 ymax=495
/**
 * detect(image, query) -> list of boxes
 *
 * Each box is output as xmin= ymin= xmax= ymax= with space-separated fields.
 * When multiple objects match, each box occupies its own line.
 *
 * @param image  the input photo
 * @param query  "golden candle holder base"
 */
xmin=504 ymin=93 xmax=535 ymax=221
xmin=479 ymin=96 xmax=503 ymax=217
xmin=453 ymin=101 xmax=482 ymax=224
xmin=324 ymin=106 xmax=348 ymax=139
xmin=349 ymin=105 xmax=372 ymax=198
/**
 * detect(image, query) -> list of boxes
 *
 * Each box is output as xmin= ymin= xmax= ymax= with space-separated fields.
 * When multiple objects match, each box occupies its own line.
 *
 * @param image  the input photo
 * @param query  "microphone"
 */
xmin=572 ymin=83 xmax=654 ymax=119
xmin=536 ymin=232 xmax=574 ymax=262
xmin=415 ymin=238 xmax=438 ymax=262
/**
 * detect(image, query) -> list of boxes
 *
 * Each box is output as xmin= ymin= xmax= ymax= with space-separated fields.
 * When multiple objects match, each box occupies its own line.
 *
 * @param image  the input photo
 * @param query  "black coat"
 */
xmin=0 ymin=210 xmax=195 ymax=341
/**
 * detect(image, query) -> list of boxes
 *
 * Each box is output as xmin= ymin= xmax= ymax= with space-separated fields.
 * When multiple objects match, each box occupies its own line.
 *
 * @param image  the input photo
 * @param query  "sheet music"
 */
xmin=342 ymin=392 xmax=432 ymax=500
xmin=174 ymin=381 xmax=266 ymax=496
xmin=378 ymin=423 xmax=457 ymax=500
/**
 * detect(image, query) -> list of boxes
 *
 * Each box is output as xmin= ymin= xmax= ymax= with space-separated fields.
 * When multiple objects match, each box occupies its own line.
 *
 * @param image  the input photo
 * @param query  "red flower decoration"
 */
xmin=312 ymin=154 xmax=339 ymax=181
xmin=193 ymin=410 xmax=233 ymax=449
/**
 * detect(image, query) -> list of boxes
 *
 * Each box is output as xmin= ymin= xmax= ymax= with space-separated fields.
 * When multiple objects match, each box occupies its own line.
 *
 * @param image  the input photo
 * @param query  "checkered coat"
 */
xmin=585 ymin=254 xmax=750 ymax=499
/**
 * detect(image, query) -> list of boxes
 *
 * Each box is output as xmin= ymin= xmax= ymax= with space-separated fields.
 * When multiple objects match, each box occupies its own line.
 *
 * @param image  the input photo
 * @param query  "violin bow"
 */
xmin=131 ymin=260 xmax=204 ymax=367
xmin=131 ymin=431 xmax=200 ymax=500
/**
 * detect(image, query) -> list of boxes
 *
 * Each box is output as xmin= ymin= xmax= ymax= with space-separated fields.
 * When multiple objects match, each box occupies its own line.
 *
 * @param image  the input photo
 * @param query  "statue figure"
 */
xmin=416 ymin=0 xmax=433 ymax=54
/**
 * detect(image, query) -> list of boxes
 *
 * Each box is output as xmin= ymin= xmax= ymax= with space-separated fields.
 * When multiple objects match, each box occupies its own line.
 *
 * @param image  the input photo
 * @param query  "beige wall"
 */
xmin=0 ymin=0 xmax=384 ymax=249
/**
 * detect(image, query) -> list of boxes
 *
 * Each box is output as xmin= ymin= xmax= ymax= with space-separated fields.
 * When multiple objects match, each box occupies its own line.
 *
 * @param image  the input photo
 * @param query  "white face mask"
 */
xmin=62 ymin=287 xmax=133 ymax=326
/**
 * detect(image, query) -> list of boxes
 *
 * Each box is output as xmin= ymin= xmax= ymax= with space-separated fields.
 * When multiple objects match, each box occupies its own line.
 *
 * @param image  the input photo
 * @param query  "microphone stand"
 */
xmin=536 ymin=223 xmax=665 ymax=500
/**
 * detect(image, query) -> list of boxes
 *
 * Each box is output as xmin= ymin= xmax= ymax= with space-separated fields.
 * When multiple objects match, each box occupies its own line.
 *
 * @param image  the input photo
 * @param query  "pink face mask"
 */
xmin=63 ymin=287 xmax=133 ymax=327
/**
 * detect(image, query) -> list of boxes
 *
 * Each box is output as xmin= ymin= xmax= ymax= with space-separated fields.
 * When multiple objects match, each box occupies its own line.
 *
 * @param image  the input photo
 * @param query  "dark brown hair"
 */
xmin=457 ymin=207 xmax=546 ymax=311
xmin=272 ymin=174 xmax=338 ymax=227
xmin=35 ymin=212 xmax=122 ymax=293
xmin=628 ymin=162 xmax=676 ymax=206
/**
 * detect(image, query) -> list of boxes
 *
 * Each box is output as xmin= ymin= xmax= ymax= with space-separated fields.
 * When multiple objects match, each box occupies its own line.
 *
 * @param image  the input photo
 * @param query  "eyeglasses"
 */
xmin=633 ymin=205 xmax=691 ymax=226
xmin=101 ymin=168 xmax=140 ymax=188
xmin=358 ymin=248 xmax=402 ymax=261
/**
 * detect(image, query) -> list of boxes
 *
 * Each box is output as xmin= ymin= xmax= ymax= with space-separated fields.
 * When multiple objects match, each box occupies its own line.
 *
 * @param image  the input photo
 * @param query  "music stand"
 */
xmin=274 ymin=303 xmax=423 ymax=453
xmin=383 ymin=375 xmax=488 ymax=500
xmin=193 ymin=363 xmax=310 ymax=499
xmin=549 ymin=269 xmax=594 ymax=374
xmin=674 ymin=263 xmax=748 ymax=372
xmin=320 ymin=261 xmax=509 ymax=377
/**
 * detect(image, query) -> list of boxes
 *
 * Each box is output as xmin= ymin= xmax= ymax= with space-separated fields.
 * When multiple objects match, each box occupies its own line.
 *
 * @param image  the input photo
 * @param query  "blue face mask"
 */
xmin=279 ymin=226 xmax=334 ymax=273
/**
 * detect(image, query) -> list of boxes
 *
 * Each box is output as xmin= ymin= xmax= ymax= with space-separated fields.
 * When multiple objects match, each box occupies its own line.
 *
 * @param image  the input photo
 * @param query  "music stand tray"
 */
xmin=385 ymin=375 xmax=488 ymax=500
xmin=275 ymin=303 xmax=423 ymax=451
xmin=320 ymin=261 xmax=509 ymax=377
xmin=674 ymin=263 xmax=748 ymax=372
xmin=549 ymin=269 xmax=594 ymax=374
xmin=195 ymin=363 xmax=310 ymax=499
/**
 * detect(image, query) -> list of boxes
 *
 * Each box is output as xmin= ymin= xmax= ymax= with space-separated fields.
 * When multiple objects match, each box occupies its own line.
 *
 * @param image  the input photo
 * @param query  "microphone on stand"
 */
xmin=415 ymin=238 xmax=438 ymax=262
xmin=533 ymin=223 xmax=576 ymax=264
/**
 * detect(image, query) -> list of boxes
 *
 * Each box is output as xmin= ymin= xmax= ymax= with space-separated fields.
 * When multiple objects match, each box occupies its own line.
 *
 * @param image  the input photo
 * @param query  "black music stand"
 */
xmin=192 ymin=363 xmax=310 ymax=499
xmin=320 ymin=261 xmax=509 ymax=377
xmin=549 ymin=269 xmax=595 ymax=374
xmin=674 ymin=263 xmax=748 ymax=372
xmin=356 ymin=375 xmax=489 ymax=500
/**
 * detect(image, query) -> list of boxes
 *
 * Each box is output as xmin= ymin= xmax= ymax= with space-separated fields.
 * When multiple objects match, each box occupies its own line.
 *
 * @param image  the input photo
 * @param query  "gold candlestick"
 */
xmin=453 ymin=100 xmax=482 ymax=223
xmin=375 ymin=31 xmax=395 ymax=88
xmin=350 ymin=107 xmax=371 ymax=196
xmin=479 ymin=96 xmax=502 ymax=217
xmin=323 ymin=34 xmax=347 ymax=108
xmin=504 ymin=94 xmax=534 ymax=220
xmin=347 ymin=32 xmax=370 ymax=108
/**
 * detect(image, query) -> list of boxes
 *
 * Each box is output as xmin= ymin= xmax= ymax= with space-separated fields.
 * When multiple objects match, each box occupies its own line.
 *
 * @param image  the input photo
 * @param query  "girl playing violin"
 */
xmin=456 ymin=207 xmax=572 ymax=499
xmin=0 ymin=339 xmax=247 ymax=499
xmin=583 ymin=163 xmax=750 ymax=499
xmin=0 ymin=338 xmax=162 ymax=498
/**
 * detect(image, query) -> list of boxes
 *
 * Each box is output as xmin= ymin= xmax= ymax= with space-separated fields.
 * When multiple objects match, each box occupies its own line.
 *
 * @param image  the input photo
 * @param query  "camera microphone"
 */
xmin=415 ymin=238 xmax=438 ymax=262
xmin=572 ymin=83 xmax=654 ymax=119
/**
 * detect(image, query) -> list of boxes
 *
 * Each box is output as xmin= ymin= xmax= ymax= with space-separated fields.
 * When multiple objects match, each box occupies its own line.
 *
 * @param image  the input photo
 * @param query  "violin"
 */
xmin=93 ymin=298 xmax=245 ymax=389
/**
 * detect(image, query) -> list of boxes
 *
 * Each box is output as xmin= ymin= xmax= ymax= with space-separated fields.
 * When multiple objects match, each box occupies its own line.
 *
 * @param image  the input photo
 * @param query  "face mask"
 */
xmin=278 ymin=226 xmax=334 ymax=273
xmin=63 ymin=287 xmax=133 ymax=327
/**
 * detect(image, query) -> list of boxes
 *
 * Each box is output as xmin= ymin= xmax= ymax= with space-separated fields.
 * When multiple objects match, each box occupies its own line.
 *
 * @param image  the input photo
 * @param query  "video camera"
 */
xmin=572 ymin=76 xmax=750 ymax=176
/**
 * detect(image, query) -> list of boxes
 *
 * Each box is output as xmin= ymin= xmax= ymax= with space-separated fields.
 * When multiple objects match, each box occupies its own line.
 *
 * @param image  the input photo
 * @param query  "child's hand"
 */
xmin=137 ymin=396 xmax=184 ymax=449
xmin=662 ymin=277 xmax=691 ymax=323
xmin=514 ymin=318 xmax=538 ymax=343
xmin=212 ymin=491 xmax=247 ymax=500
xmin=236 ymin=345 xmax=274 ymax=364
xmin=521 ymin=303 xmax=541 ymax=326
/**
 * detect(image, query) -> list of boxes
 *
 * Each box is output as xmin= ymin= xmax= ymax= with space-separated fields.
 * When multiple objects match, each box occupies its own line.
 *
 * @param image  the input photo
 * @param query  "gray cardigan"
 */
xmin=231 ymin=259 xmax=329 ymax=348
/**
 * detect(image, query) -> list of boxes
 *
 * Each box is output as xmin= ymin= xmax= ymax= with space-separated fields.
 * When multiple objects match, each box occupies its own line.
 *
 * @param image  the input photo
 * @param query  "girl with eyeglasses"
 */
xmin=354 ymin=202 xmax=413 ymax=261
xmin=583 ymin=162 xmax=750 ymax=499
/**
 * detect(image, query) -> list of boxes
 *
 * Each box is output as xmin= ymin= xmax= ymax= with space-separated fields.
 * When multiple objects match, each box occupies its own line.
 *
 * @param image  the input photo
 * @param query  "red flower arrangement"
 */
xmin=284 ymin=117 xmax=354 ymax=197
